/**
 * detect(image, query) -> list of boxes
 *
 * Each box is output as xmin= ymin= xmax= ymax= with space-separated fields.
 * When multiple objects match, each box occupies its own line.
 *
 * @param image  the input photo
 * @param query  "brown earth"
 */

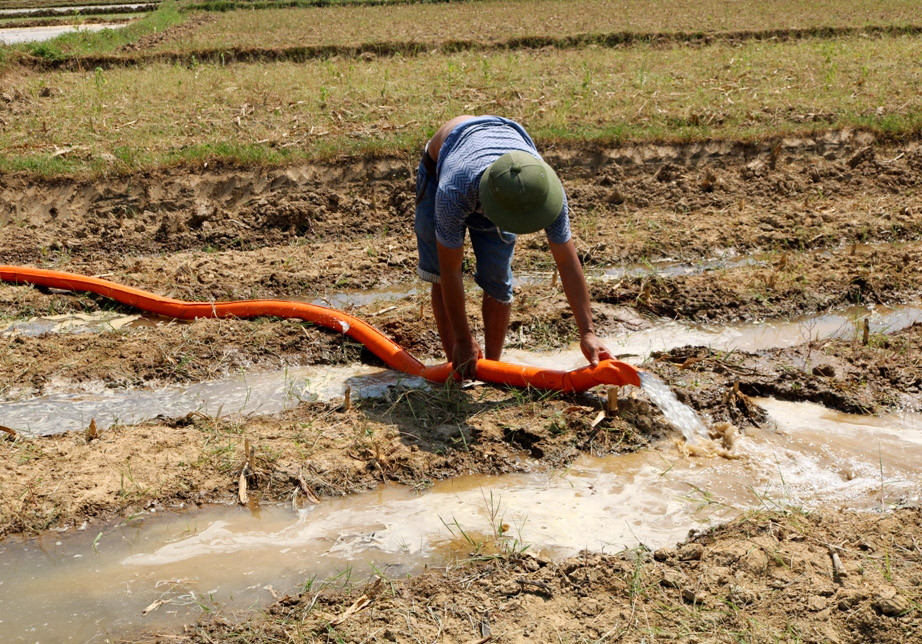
xmin=0 ymin=281 xmax=650 ymax=396
xmin=591 ymin=240 xmax=922 ymax=323
xmin=186 ymin=508 xmax=922 ymax=644
xmin=1 ymin=133 xmax=920 ymax=289
xmin=3 ymin=232 xmax=919 ymax=330
xmin=645 ymin=322 xmax=922 ymax=422
xmin=4 ymin=247 xmax=919 ymax=402
xmin=0 ymin=315 xmax=363 ymax=397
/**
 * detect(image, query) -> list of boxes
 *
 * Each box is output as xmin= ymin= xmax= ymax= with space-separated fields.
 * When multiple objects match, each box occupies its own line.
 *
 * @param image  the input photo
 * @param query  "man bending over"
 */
xmin=415 ymin=115 xmax=612 ymax=379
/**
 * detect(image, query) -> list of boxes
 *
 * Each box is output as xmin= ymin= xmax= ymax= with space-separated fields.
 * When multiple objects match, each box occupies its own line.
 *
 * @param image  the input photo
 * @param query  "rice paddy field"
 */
xmin=1 ymin=1 xmax=922 ymax=642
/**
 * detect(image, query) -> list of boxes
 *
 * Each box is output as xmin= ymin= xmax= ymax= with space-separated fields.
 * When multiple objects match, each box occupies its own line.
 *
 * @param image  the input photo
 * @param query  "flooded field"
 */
xmin=0 ymin=3 xmax=151 ymax=15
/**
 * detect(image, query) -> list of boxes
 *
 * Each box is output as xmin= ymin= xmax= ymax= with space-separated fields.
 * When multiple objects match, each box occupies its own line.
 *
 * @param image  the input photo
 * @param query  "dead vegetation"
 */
xmin=4 ymin=34 xmax=922 ymax=174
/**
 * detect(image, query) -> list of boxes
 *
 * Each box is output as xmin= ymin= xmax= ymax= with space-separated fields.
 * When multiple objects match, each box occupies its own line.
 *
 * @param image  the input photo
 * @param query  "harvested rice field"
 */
xmin=1 ymin=1 xmax=921 ymax=643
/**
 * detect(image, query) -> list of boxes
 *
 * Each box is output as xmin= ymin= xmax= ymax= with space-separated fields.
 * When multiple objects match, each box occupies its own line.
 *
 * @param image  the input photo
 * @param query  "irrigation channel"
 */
xmin=1 ymin=399 xmax=920 ymax=642
xmin=0 ymin=21 xmax=126 ymax=44
xmin=2 ymin=302 xmax=920 ymax=437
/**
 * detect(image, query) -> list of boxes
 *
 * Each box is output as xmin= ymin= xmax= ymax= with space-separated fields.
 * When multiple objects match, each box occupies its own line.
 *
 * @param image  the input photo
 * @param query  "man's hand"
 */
xmin=580 ymin=332 xmax=613 ymax=367
xmin=452 ymin=335 xmax=483 ymax=380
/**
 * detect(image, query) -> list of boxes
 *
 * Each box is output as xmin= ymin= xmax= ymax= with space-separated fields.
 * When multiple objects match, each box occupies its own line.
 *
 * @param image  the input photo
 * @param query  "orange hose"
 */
xmin=0 ymin=266 xmax=641 ymax=391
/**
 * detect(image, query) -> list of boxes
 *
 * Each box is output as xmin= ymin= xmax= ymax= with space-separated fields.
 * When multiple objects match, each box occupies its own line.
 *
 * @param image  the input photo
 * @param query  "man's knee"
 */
xmin=475 ymin=275 xmax=513 ymax=304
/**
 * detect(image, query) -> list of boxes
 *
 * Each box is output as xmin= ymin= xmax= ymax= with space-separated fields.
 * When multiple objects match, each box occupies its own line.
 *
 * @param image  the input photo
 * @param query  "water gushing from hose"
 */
xmin=639 ymin=371 xmax=708 ymax=443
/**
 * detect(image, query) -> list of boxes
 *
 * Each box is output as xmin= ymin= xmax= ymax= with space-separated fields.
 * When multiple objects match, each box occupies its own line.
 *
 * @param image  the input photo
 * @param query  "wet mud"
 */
xmin=3 ymin=396 xmax=921 ymax=642
xmin=647 ymin=321 xmax=922 ymax=423
xmin=3 ymin=317 xmax=921 ymax=537
xmin=0 ymin=382 xmax=663 ymax=537
xmin=2 ymin=134 xmax=920 ymax=277
xmin=0 ymin=314 xmax=361 ymax=398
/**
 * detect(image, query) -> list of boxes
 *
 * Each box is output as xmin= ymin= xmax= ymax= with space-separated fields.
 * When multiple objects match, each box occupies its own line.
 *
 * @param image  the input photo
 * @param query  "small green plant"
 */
xmin=27 ymin=41 xmax=65 ymax=62
xmin=440 ymin=490 xmax=530 ymax=561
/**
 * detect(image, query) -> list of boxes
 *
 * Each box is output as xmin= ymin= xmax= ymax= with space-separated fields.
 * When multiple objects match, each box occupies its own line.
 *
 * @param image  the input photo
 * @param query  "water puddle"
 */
xmin=1 ymin=398 xmax=919 ymax=642
xmin=603 ymin=252 xmax=768 ymax=280
xmin=310 ymin=254 xmax=772 ymax=306
xmin=0 ymin=22 xmax=125 ymax=44
xmin=1 ymin=310 xmax=147 ymax=337
xmin=308 ymin=284 xmax=419 ymax=310
xmin=0 ymin=365 xmax=426 ymax=436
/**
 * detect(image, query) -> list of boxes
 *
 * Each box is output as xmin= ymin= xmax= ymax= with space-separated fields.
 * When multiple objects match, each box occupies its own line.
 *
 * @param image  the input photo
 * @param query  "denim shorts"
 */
xmin=414 ymin=156 xmax=517 ymax=304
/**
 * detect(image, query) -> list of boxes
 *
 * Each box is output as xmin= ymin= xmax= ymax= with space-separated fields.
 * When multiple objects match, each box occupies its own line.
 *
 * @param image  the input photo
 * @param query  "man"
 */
xmin=415 ymin=115 xmax=612 ymax=379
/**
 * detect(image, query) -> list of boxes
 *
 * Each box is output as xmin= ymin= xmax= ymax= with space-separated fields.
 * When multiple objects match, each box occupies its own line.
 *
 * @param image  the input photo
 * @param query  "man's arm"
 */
xmin=549 ymin=239 xmax=612 ymax=366
xmin=436 ymin=241 xmax=482 ymax=378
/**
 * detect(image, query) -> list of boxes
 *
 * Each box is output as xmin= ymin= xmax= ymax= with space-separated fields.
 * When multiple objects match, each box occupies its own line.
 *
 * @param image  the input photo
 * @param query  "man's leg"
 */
xmin=431 ymin=282 xmax=455 ymax=360
xmin=468 ymin=217 xmax=516 ymax=361
xmin=482 ymin=292 xmax=511 ymax=361
xmin=414 ymin=153 xmax=451 ymax=358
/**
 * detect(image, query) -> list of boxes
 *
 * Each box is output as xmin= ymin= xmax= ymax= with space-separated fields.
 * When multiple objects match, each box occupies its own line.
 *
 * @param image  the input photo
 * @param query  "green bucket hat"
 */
xmin=479 ymin=150 xmax=564 ymax=234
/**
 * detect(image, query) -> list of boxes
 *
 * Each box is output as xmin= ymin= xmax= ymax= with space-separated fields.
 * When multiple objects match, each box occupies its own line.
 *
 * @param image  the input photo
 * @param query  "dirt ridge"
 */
xmin=0 ymin=126 xmax=893 ymax=192
xmin=20 ymin=23 xmax=922 ymax=71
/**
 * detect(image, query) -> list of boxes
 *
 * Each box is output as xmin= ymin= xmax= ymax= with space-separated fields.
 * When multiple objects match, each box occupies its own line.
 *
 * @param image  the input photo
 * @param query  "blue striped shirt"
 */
xmin=434 ymin=116 xmax=571 ymax=249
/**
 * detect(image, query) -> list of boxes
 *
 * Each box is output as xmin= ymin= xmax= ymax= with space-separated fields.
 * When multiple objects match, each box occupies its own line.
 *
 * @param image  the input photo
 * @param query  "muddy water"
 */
xmin=2 ymin=303 xmax=920 ymax=436
xmin=0 ymin=22 xmax=124 ymax=44
xmin=0 ymin=366 xmax=426 ymax=436
xmin=308 ymin=284 xmax=419 ymax=309
xmin=639 ymin=371 xmax=709 ymax=443
xmin=603 ymin=252 xmax=768 ymax=280
xmin=505 ymin=304 xmax=922 ymax=368
xmin=1 ymin=398 xmax=920 ymax=642
xmin=0 ymin=310 xmax=146 ymax=336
